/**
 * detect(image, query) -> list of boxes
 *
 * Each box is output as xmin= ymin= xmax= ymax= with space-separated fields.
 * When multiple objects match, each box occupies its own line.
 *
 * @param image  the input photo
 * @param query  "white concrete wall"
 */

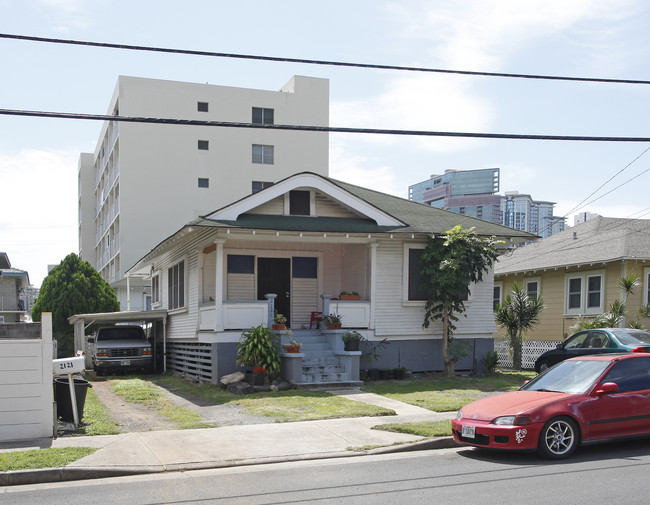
xmin=0 ymin=314 xmax=54 ymax=442
xmin=81 ymin=75 xmax=329 ymax=296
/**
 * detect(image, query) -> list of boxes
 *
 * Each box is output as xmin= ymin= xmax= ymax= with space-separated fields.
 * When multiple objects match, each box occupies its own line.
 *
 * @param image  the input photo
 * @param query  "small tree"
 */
xmin=420 ymin=226 xmax=501 ymax=376
xmin=494 ymin=282 xmax=544 ymax=370
xmin=32 ymin=253 xmax=120 ymax=357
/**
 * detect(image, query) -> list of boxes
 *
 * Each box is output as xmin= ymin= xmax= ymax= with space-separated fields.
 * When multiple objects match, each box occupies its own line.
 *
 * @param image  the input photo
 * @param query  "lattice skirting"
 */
xmin=494 ymin=340 xmax=561 ymax=370
xmin=166 ymin=342 xmax=214 ymax=382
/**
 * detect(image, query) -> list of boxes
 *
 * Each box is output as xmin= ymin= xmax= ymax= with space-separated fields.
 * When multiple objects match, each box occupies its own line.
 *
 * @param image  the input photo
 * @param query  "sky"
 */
xmin=2 ymin=0 xmax=650 ymax=287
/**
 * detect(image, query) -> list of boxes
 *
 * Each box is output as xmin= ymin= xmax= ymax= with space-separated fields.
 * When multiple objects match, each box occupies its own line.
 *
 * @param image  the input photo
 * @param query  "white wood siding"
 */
xmin=291 ymin=277 xmax=319 ymax=327
xmin=227 ymin=273 xmax=255 ymax=300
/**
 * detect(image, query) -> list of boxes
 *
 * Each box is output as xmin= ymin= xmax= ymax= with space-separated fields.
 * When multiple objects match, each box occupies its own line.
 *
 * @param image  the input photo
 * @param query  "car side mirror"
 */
xmin=595 ymin=382 xmax=619 ymax=395
xmin=556 ymin=343 xmax=563 ymax=349
xmin=87 ymin=337 xmax=95 ymax=343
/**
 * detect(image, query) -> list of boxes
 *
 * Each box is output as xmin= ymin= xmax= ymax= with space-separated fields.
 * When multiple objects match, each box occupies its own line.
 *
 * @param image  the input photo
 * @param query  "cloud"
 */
xmin=0 ymin=149 xmax=79 ymax=286
xmin=329 ymin=140 xmax=405 ymax=197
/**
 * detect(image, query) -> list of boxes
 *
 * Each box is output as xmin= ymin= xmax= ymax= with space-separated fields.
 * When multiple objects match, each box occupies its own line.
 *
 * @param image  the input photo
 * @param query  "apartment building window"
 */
xmin=645 ymin=268 xmax=650 ymax=304
xmin=252 ymin=107 xmax=274 ymax=124
xmin=197 ymin=101 xmax=209 ymax=112
xmin=168 ymin=260 xmax=185 ymax=310
xmin=566 ymin=271 xmax=604 ymax=315
xmin=198 ymin=140 xmax=209 ymax=150
xmin=198 ymin=178 xmax=209 ymax=188
xmin=252 ymin=144 xmax=274 ymax=164
xmin=252 ymin=181 xmax=274 ymax=193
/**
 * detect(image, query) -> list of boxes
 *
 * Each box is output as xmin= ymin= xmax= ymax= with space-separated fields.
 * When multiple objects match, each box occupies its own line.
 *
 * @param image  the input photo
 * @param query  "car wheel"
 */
xmin=538 ymin=416 xmax=579 ymax=459
xmin=536 ymin=359 xmax=550 ymax=373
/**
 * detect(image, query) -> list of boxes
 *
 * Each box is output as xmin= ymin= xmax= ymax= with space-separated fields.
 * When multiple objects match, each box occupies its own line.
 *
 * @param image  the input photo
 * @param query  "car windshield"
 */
xmin=97 ymin=328 xmax=145 ymax=341
xmin=521 ymin=359 xmax=611 ymax=394
xmin=612 ymin=330 xmax=650 ymax=345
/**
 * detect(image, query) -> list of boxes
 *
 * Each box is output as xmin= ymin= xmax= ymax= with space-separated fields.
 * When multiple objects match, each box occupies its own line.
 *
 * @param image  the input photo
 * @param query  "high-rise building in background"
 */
xmin=408 ymin=168 xmax=566 ymax=238
xmin=79 ymin=75 xmax=329 ymax=310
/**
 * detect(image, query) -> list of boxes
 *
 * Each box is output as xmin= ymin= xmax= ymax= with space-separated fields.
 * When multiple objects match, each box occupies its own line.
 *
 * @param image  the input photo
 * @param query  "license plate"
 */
xmin=120 ymin=360 xmax=131 ymax=366
xmin=462 ymin=425 xmax=476 ymax=439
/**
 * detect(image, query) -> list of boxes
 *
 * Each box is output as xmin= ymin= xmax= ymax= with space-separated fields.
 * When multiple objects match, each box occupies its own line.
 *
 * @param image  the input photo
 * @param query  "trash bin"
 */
xmin=54 ymin=377 xmax=92 ymax=423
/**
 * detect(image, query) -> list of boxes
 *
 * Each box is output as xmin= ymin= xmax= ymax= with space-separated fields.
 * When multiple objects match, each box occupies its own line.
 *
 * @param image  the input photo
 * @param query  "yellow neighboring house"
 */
xmin=494 ymin=217 xmax=650 ymax=342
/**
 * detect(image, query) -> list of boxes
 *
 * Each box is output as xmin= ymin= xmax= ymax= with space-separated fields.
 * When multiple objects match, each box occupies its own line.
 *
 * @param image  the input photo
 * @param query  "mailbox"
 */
xmin=52 ymin=356 xmax=85 ymax=376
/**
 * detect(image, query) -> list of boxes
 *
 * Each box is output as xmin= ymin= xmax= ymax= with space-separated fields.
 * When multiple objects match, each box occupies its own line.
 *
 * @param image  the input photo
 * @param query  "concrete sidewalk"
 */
xmin=0 ymin=390 xmax=458 ymax=486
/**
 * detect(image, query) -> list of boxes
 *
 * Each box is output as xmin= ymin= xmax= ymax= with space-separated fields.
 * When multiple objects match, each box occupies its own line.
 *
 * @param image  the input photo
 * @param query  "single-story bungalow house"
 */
xmin=495 ymin=216 xmax=650 ymax=347
xmin=127 ymin=172 xmax=533 ymax=384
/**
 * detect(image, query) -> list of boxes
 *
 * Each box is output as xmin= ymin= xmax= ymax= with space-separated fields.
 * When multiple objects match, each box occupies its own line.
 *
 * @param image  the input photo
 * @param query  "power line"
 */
xmin=4 ymin=108 xmax=650 ymax=142
xmin=3 ymin=32 xmax=650 ymax=86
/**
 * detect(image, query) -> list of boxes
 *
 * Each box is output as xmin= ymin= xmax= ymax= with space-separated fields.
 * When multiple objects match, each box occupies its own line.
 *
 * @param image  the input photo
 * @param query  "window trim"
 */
xmin=403 ymin=244 xmax=426 ymax=304
xmin=493 ymin=281 xmax=503 ymax=310
xmin=564 ymin=270 xmax=605 ymax=316
xmin=151 ymin=271 xmax=161 ymax=307
xmin=167 ymin=258 xmax=187 ymax=312
xmin=525 ymin=277 xmax=541 ymax=300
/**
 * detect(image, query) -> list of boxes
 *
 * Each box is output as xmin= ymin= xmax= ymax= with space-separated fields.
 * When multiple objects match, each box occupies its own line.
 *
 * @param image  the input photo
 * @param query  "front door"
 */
xmin=257 ymin=258 xmax=291 ymax=322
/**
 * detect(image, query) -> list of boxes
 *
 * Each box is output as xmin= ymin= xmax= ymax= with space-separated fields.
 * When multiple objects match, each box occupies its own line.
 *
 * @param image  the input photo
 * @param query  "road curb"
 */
xmin=0 ymin=437 xmax=458 ymax=486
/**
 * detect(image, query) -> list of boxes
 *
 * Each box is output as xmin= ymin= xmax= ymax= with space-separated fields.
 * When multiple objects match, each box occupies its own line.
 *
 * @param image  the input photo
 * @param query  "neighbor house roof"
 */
xmin=495 ymin=217 xmax=650 ymax=275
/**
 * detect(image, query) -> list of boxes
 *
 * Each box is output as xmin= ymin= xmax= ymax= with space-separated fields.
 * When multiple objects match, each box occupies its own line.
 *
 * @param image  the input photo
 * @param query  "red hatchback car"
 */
xmin=452 ymin=354 xmax=650 ymax=459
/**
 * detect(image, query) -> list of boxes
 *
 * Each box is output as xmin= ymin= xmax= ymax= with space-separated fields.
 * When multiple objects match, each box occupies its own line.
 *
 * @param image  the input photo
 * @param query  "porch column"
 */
xmin=369 ymin=242 xmax=378 ymax=330
xmin=321 ymin=294 xmax=332 ymax=317
xmin=214 ymin=239 xmax=226 ymax=332
xmin=265 ymin=293 xmax=277 ymax=327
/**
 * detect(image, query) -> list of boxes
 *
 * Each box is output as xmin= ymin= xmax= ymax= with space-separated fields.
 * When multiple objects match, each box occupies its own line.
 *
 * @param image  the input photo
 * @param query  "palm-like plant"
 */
xmin=494 ymin=282 xmax=544 ymax=370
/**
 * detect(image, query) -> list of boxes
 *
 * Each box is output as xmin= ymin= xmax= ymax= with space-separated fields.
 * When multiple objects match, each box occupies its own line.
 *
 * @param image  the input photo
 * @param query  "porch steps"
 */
xmin=287 ymin=330 xmax=361 ymax=387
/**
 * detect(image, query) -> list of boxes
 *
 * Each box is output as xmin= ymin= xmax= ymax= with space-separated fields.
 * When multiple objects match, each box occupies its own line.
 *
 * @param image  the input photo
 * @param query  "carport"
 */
xmin=68 ymin=310 xmax=168 ymax=372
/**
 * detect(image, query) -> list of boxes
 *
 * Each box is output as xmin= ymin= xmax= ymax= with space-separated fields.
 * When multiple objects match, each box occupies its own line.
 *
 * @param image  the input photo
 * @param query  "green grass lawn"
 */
xmin=361 ymin=370 xmax=535 ymax=412
xmin=0 ymin=447 xmax=97 ymax=472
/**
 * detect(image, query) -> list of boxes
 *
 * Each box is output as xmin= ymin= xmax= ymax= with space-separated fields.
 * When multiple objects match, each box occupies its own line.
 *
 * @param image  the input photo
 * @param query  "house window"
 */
xmin=252 ymin=181 xmax=274 ymax=193
xmin=168 ymin=260 xmax=185 ymax=310
xmin=587 ymin=276 xmax=602 ymax=308
xmin=493 ymin=283 xmax=503 ymax=310
xmin=525 ymin=278 xmax=540 ymax=299
xmin=565 ymin=271 xmax=604 ymax=315
xmin=227 ymin=255 xmax=255 ymax=274
xmin=198 ymin=178 xmax=209 ymax=188
xmin=292 ymin=257 xmax=317 ymax=278
xmin=289 ymin=190 xmax=310 ymax=216
xmin=568 ymin=278 xmax=582 ymax=310
xmin=151 ymin=272 xmax=160 ymax=305
xmin=252 ymin=107 xmax=274 ymax=124
xmin=198 ymin=140 xmax=209 ymax=150
xmin=645 ymin=268 xmax=650 ymax=305
xmin=252 ymin=144 xmax=274 ymax=164
xmin=407 ymin=248 xmax=427 ymax=301
xmin=197 ymin=101 xmax=209 ymax=112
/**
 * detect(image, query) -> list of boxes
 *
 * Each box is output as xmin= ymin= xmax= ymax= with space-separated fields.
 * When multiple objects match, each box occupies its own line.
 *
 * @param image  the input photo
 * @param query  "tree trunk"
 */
xmin=513 ymin=330 xmax=523 ymax=371
xmin=442 ymin=305 xmax=455 ymax=377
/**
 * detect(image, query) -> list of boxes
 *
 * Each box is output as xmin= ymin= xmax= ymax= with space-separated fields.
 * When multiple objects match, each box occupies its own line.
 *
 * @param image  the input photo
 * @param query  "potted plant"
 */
xmin=341 ymin=330 xmax=363 ymax=351
xmin=282 ymin=339 xmax=302 ymax=353
xmin=252 ymin=366 xmax=268 ymax=385
xmin=236 ymin=325 xmax=281 ymax=380
xmin=272 ymin=311 xmax=287 ymax=330
xmin=322 ymin=313 xmax=343 ymax=330
xmin=339 ymin=290 xmax=361 ymax=301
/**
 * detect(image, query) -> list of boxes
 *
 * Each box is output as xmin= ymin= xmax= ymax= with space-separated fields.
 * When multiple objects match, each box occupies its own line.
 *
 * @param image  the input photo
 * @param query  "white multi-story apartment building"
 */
xmin=79 ymin=75 xmax=330 ymax=310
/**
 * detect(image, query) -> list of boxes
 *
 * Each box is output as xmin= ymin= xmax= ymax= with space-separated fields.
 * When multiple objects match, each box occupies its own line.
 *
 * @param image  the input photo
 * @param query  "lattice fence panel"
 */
xmin=166 ymin=342 xmax=213 ymax=382
xmin=494 ymin=340 xmax=561 ymax=370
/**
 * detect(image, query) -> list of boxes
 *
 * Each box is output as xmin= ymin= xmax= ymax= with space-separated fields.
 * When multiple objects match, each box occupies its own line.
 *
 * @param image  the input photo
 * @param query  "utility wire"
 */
xmin=3 ymin=33 xmax=650 ymax=85
xmin=4 ymin=108 xmax=650 ymax=142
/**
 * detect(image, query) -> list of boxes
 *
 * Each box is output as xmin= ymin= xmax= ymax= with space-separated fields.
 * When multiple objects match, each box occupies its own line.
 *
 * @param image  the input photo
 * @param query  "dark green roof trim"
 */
xmin=214 ymin=214 xmax=395 ymax=233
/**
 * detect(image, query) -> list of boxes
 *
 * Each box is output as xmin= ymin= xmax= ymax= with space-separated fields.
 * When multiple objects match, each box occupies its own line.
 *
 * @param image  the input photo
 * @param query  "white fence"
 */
xmin=494 ymin=339 xmax=561 ymax=370
xmin=0 ymin=315 xmax=54 ymax=442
